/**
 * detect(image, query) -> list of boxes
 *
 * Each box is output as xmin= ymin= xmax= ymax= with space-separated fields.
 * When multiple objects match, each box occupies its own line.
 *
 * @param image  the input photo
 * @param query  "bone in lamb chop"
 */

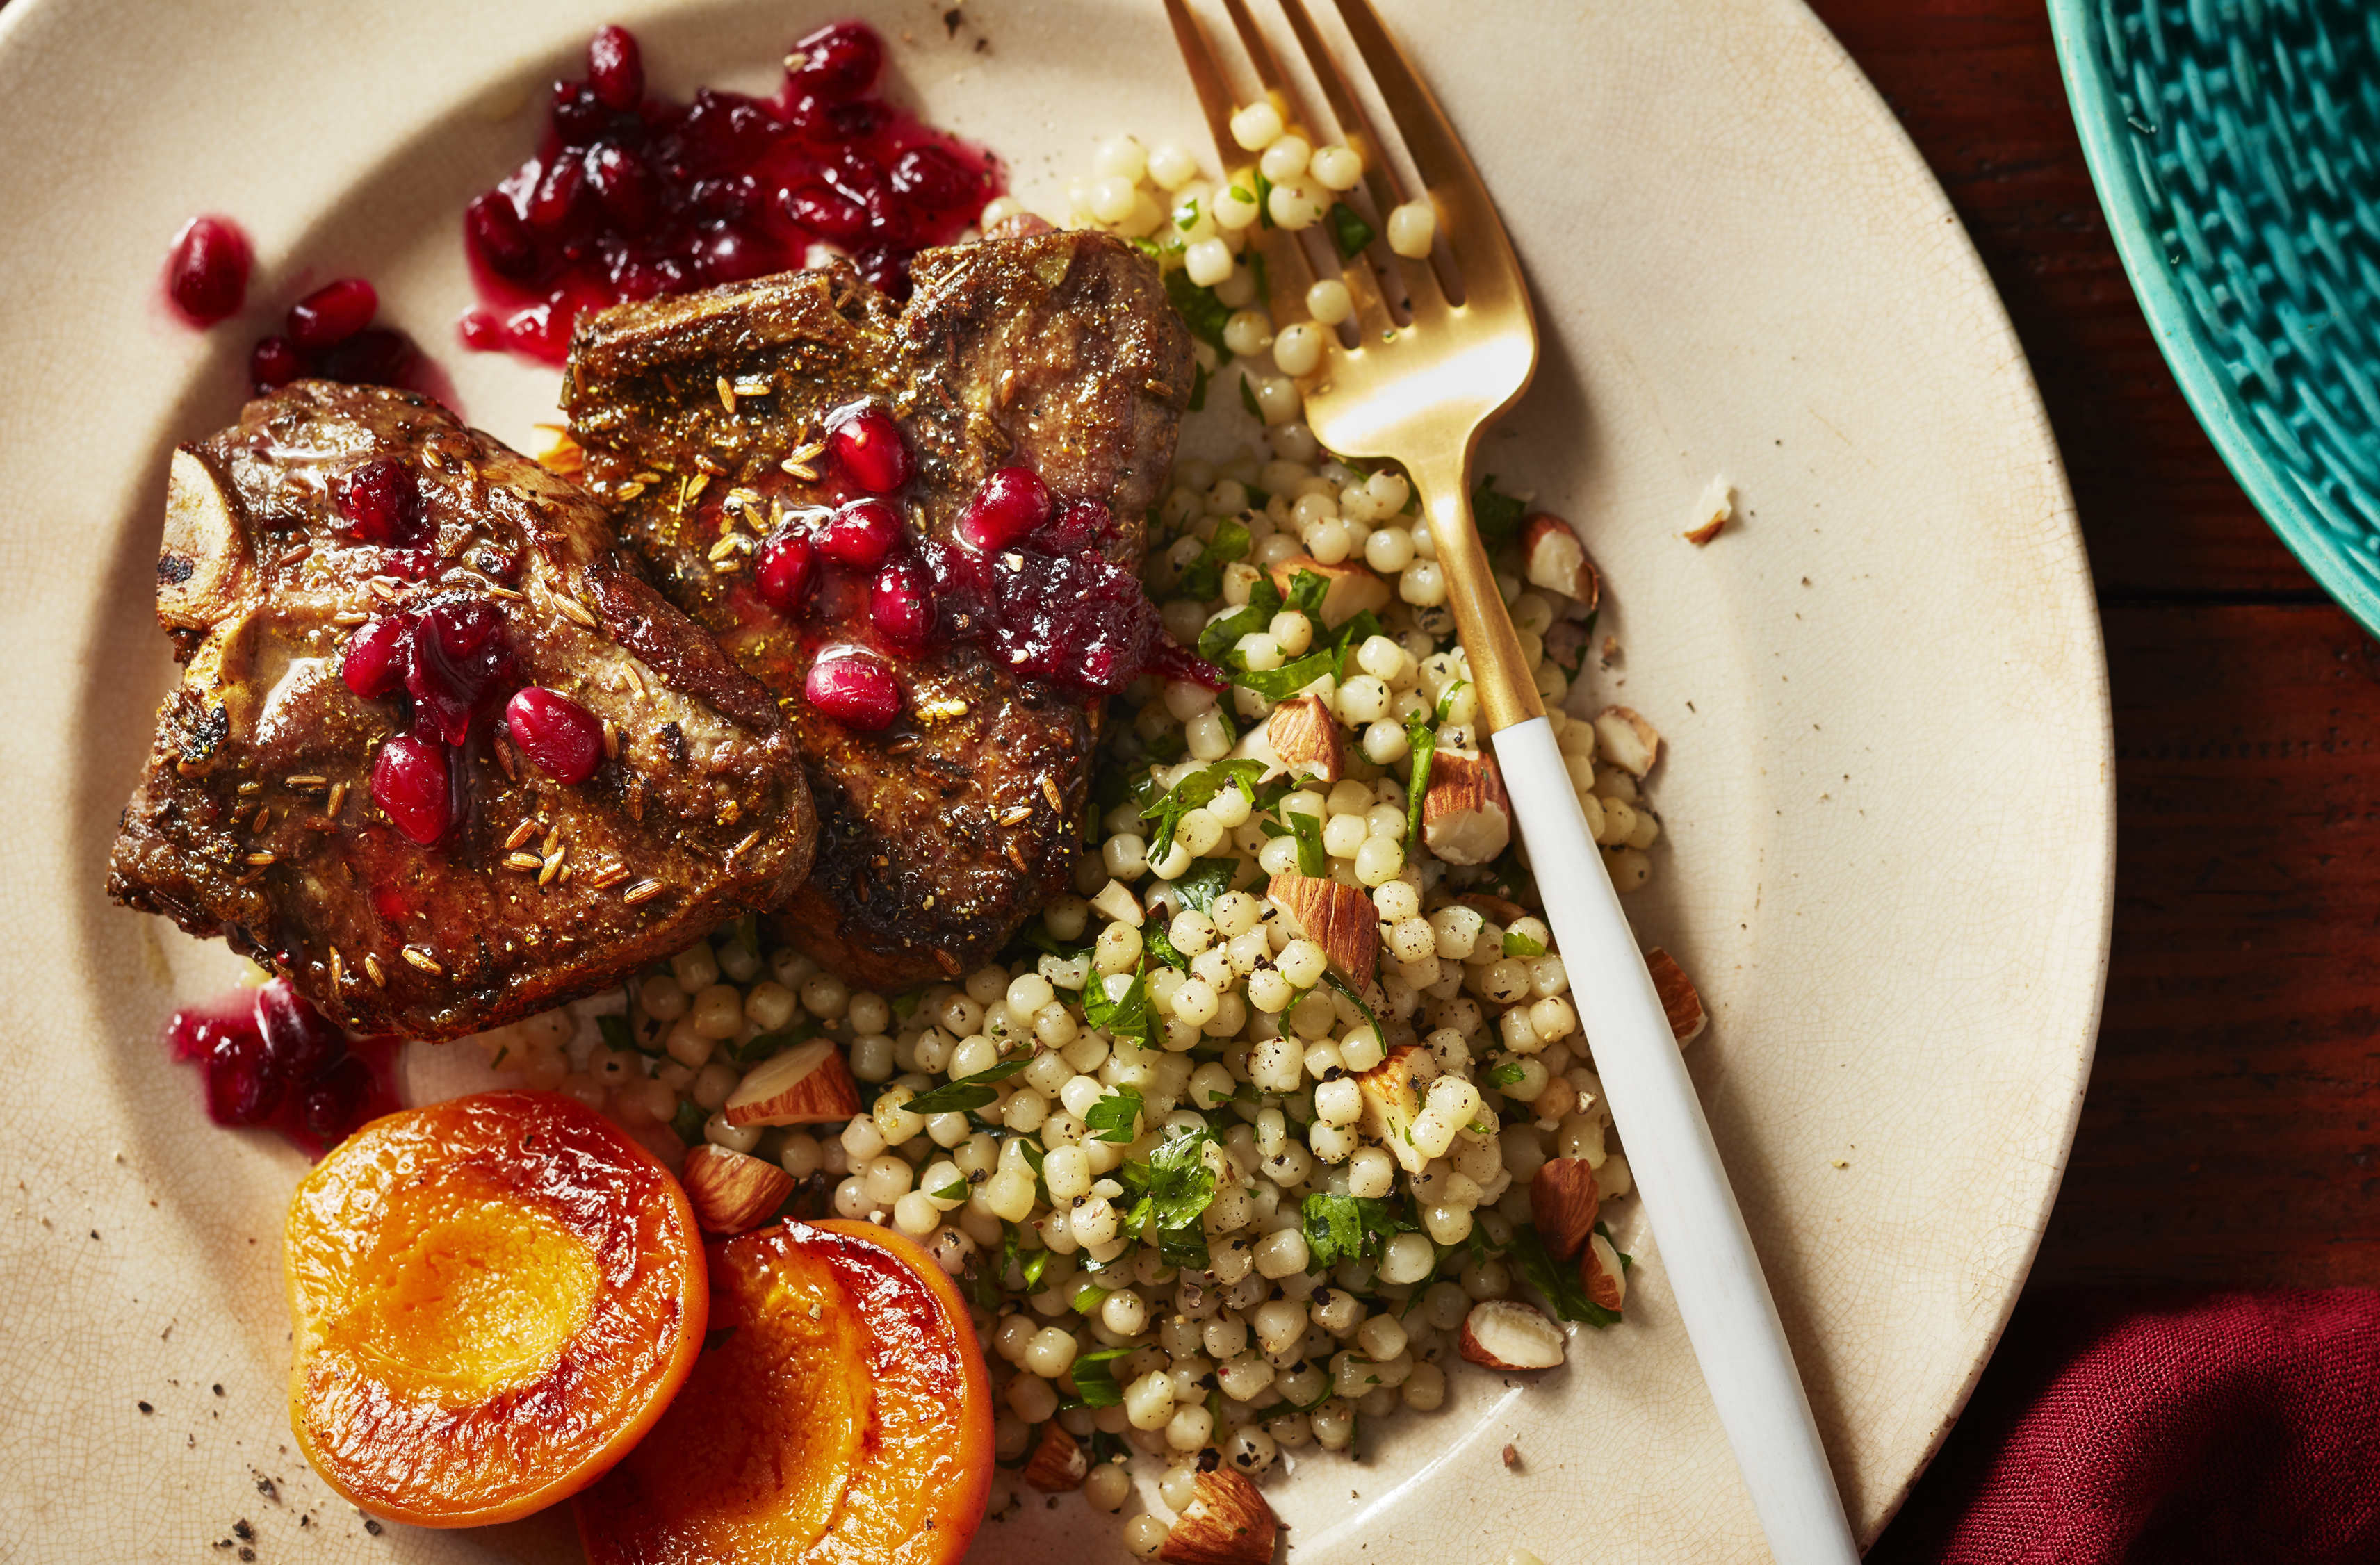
xmin=109 ymin=382 xmax=818 ymax=1042
xmin=563 ymin=227 xmax=1201 ymax=989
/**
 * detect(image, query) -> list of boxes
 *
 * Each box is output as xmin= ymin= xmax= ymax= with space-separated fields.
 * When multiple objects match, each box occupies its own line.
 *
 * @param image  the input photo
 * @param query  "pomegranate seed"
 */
xmin=528 ymin=156 xmax=588 ymax=233
xmin=373 ymin=733 xmax=453 ymax=844
xmin=406 ymin=597 xmax=515 ymax=745
xmin=506 ymin=687 xmax=605 ymax=785
xmin=330 ymin=459 xmax=421 ymax=545
xmin=311 ymin=327 xmax=418 ymax=387
xmin=788 ymin=22 xmax=883 ymax=101
xmin=1034 ymin=498 xmax=1112 ymax=553
xmin=697 ymin=223 xmax=769 ymax=284
xmin=830 ymin=406 xmax=911 ymax=494
xmin=816 ymin=498 xmax=902 ymax=568
xmin=550 ymin=81 xmax=610 ymax=146
xmin=781 ymin=184 xmax=867 ymax=243
xmin=853 ymin=244 xmax=913 ymax=302
xmin=465 ymin=192 xmax=539 ymax=281
xmin=299 ymin=1056 xmax=380 ymax=1147
xmin=587 ymin=142 xmax=659 ymax=233
xmin=286 ymin=278 xmax=378 ymax=352
xmin=341 ymin=616 xmax=413 ymax=698
xmin=255 ymin=978 xmax=346 ymax=1082
xmin=1146 ymin=637 xmax=1227 ymax=691
xmin=806 ymin=649 xmax=902 ymax=730
xmin=756 ymin=526 xmax=817 ymax=614
xmin=871 ymin=558 xmax=932 ymax=653
xmin=202 ymin=1024 xmax=284 ymax=1126
xmin=249 ymin=334 xmax=304 ymax=393
xmin=587 ymin=25 xmax=645 ymax=110
xmin=959 ymin=466 xmax=1053 ymax=551
xmin=166 ymin=216 xmax=250 ymax=326
xmin=891 ymin=145 xmax=979 ymax=210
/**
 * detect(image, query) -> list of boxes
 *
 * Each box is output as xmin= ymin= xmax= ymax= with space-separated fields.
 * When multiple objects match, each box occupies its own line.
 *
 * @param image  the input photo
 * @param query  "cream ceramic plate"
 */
xmin=0 ymin=0 xmax=2110 ymax=1559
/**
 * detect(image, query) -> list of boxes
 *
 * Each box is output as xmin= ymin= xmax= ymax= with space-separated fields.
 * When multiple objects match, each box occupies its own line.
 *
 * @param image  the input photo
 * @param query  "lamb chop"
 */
xmin=109 ymin=382 xmax=817 ymax=1042
xmin=563 ymin=229 xmax=1198 ymax=989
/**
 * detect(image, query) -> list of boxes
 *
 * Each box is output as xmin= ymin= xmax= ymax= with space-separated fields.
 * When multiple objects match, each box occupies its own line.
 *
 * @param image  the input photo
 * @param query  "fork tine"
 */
xmin=1325 ymin=0 xmax=1529 ymax=313
xmin=1163 ymin=0 xmax=1242 ymax=159
xmin=1271 ymin=0 xmax=1443 ymax=327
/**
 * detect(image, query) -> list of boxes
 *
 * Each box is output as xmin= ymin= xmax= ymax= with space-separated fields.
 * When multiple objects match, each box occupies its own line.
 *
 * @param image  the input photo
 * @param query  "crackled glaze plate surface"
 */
xmin=0 ymin=0 xmax=2110 ymax=1559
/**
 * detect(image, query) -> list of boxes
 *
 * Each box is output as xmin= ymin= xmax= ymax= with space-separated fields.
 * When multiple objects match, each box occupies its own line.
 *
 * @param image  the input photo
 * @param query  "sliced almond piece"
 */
xmin=1022 ymin=1422 xmax=1089 ymax=1491
xmin=1522 ymin=514 xmax=1600 ymax=608
xmin=1267 ymin=555 xmax=1392 ymax=628
xmin=722 ymin=1038 xmax=861 ymax=1127
xmin=1581 ymin=1231 xmax=1627 ymax=1313
xmin=1645 ymin=947 xmax=1706 ymax=1046
xmin=1529 ymin=1157 xmax=1601 ymax=1261
xmin=680 ymin=1143 xmax=795 ymax=1234
xmin=1421 ymin=748 xmax=1513 ymax=866
xmin=1681 ymin=475 xmax=1731 ymax=545
xmin=1159 ymin=1466 xmax=1278 ymax=1565
xmin=1591 ymin=706 xmax=1661 ymax=778
xmin=1267 ymin=871 xmax=1377 ymax=990
xmin=1459 ymin=1298 xmax=1567 ymax=1370
xmin=1355 ymin=1045 xmax=1428 ymax=1174
xmin=1458 ymin=890 xmax=1531 ymax=927
xmin=1264 ymin=694 xmax=1344 ymax=784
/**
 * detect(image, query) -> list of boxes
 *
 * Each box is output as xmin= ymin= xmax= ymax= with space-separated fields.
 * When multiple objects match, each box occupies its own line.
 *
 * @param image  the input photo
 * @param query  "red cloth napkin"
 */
xmin=1867 ymin=1289 xmax=2380 ymax=1564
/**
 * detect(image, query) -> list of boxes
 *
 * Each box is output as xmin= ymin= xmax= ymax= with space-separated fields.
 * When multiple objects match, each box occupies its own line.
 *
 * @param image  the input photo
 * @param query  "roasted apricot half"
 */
xmin=284 ymin=1090 xmax=706 ymax=1527
xmin=576 ymin=1218 xmax=993 ymax=1564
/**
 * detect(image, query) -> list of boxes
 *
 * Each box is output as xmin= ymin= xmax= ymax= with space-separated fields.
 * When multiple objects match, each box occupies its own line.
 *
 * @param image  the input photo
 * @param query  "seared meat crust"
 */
xmin=564 ymin=231 xmax=1191 ymax=987
xmin=108 ymin=382 xmax=817 ymax=1040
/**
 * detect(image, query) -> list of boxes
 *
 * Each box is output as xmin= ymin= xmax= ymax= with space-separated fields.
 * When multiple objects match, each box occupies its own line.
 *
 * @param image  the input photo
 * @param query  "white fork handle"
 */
xmin=1493 ymin=718 xmax=1861 ymax=1565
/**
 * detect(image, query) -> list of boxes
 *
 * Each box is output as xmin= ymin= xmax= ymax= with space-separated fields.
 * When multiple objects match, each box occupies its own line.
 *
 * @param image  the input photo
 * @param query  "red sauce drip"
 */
xmin=165 ymin=980 xmax=399 ymax=1157
xmin=458 ymin=20 xmax=1005 ymax=364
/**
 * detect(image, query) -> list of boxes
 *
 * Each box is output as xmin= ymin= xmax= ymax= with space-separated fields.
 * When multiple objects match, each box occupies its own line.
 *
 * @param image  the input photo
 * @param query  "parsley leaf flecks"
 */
xmin=1084 ymin=1086 xmax=1144 ymax=1144
xmin=1164 ymin=268 xmax=1231 ymax=350
xmin=1084 ymin=962 xmax=1154 ymax=1044
xmin=1172 ymin=856 xmax=1239 ymax=912
xmin=1188 ymin=359 xmax=1209 ymax=413
xmin=1145 ymin=921 xmax=1190 ymax=972
xmin=1508 ymin=1221 xmax=1624 ymax=1327
xmin=1323 ymin=969 xmax=1381 ymax=1040
xmin=1069 ymin=1345 xmax=1135 ymax=1407
xmin=1502 ymin=928 xmax=1547 ymax=958
xmin=1240 ymin=372 xmax=1264 ymax=420
xmin=1140 ymin=758 xmax=1269 ymax=858
xmin=1469 ymin=473 xmax=1529 ymax=546
xmin=1287 ymin=808 xmax=1328 ymax=877
xmin=900 ymin=1056 xmax=1033 ymax=1116
xmin=1122 ymin=1124 xmax=1220 ymax=1238
xmin=1176 ymin=516 xmax=1252 ymax=603
xmin=1328 ymin=201 xmax=1376 ymax=259
xmin=1253 ymin=167 xmax=1275 ymax=228
xmin=1403 ymin=705 xmax=1438 ymax=854
xmin=1302 ymin=1192 xmax=1417 ymax=1268
xmin=1483 ymin=1059 xmax=1527 ymax=1089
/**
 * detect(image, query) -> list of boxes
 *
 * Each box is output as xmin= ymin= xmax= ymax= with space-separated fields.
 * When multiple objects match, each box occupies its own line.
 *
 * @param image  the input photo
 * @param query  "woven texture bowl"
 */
xmin=2052 ymin=0 xmax=2380 ymax=628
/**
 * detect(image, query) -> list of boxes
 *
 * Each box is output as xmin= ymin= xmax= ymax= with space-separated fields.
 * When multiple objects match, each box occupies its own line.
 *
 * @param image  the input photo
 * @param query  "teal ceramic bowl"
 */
xmin=2051 ymin=0 xmax=2380 ymax=629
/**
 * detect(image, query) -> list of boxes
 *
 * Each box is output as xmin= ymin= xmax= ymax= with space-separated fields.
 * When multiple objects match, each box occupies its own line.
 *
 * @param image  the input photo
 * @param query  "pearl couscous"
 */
xmin=470 ymin=129 xmax=1659 ymax=1555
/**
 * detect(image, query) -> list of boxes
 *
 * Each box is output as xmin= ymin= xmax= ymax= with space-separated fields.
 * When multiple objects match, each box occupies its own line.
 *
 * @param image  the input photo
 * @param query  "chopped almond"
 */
xmin=1459 ymin=1299 xmax=1566 ymax=1370
xmin=722 ymin=1038 xmax=861 ymax=1127
xmin=1355 ymin=1045 xmax=1428 ymax=1175
xmin=1421 ymin=748 xmax=1513 ymax=866
xmin=1591 ymin=706 xmax=1661 ymax=778
xmin=679 ymin=1144 xmax=794 ymax=1235
xmin=1022 ymin=1423 xmax=1089 ymax=1491
xmin=1267 ymin=555 xmax=1391 ymax=627
xmin=1264 ymin=694 xmax=1344 ymax=783
xmin=1522 ymin=514 xmax=1599 ymax=608
xmin=157 ymin=450 xmax=250 ymax=634
xmin=1529 ymin=1158 xmax=1600 ymax=1261
xmin=1581 ymin=1231 xmax=1627 ymax=1313
xmin=1266 ymin=871 xmax=1377 ymax=990
xmin=1645 ymin=947 xmax=1707 ymax=1045
xmin=1682 ymin=475 xmax=1731 ymax=544
xmin=1160 ymin=1466 xmax=1278 ymax=1565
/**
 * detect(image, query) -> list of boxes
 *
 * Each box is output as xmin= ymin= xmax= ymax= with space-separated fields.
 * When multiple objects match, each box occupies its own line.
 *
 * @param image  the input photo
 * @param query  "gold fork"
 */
xmin=1166 ymin=5 xmax=1864 ymax=1559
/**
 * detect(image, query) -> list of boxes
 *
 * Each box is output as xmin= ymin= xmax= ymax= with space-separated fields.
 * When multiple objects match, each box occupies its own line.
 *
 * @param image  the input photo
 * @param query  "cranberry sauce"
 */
xmin=165 ymin=978 xmax=397 ymax=1155
xmin=757 ymin=416 xmax=1221 ymax=728
xmin=164 ymin=216 xmax=252 ymax=327
xmin=457 ymin=21 xmax=1004 ymax=363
